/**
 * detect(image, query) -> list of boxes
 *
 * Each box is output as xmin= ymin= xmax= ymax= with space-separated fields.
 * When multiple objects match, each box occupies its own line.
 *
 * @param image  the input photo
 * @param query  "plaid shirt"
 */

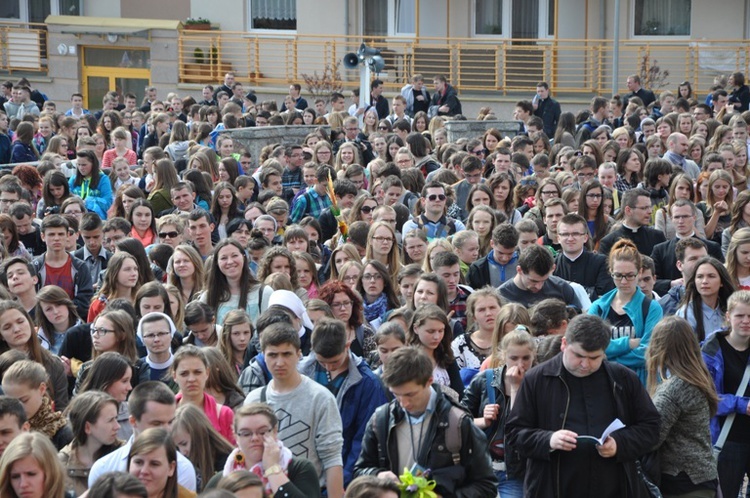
xmin=450 ymin=286 xmax=471 ymax=329
xmin=290 ymin=187 xmax=332 ymax=223
xmin=281 ymin=167 xmax=303 ymax=200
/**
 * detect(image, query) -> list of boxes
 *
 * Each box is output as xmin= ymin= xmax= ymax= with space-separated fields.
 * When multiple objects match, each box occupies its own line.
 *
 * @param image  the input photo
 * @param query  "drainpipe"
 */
xmin=612 ymin=0 xmax=620 ymax=96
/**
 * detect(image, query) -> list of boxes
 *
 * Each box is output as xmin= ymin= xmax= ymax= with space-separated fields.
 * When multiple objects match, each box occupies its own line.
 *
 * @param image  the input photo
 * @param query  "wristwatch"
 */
xmin=264 ymin=464 xmax=283 ymax=477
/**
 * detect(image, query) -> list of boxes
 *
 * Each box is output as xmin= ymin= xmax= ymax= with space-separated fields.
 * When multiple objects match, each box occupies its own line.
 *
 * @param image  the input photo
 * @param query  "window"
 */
xmin=59 ymin=0 xmax=80 ymax=16
xmin=0 ymin=1 xmax=20 ymax=19
xmin=250 ymin=0 xmax=296 ymax=31
xmin=0 ymin=0 xmax=79 ymax=22
xmin=394 ymin=0 xmax=415 ymax=35
xmin=475 ymin=0 xmax=503 ymax=35
xmin=634 ymin=0 xmax=690 ymax=36
xmin=363 ymin=0 xmax=387 ymax=36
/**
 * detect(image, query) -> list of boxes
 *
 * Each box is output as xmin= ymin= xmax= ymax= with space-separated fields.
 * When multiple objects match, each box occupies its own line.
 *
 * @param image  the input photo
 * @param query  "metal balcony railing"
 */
xmin=0 ymin=22 xmax=48 ymax=73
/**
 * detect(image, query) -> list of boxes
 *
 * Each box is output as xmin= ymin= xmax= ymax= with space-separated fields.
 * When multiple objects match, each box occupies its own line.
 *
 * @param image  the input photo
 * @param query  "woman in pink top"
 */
xmin=101 ymin=127 xmax=137 ymax=169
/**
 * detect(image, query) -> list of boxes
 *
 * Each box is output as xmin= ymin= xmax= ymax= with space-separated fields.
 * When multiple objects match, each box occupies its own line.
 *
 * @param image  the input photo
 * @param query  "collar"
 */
xmin=83 ymin=245 xmax=108 ymax=261
xmin=564 ymin=249 xmax=585 ymax=262
xmin=701 ymin=300 xmax=723 ymax=316
xmin=675 ymin=232 xmax=696 ymax=239
xmin=621 ymin=222 xmax=640 ymax=233
xmin=406 ymin=386 xmax=438 ymax=424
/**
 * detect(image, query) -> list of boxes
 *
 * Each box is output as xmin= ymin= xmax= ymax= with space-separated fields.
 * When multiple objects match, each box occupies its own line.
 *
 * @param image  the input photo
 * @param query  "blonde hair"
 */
xmin=0 ymin=433 xmax=66 ymax=498
xmin=488 ymin=304 xmax=531 ymax=368
xmin=422 ymin=238 xmax=454 ymax=273
xmin=726 ymin=227 xmax=750 ymax=287
xmin=498 ymin=328 xmax=536 ymax=364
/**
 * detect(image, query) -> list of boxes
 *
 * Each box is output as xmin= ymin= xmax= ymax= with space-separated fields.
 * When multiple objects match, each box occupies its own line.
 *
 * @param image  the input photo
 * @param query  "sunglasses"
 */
xmin=378 ymin=125 xmax=389 ymax=130
xmin=361 ymin=205 xmax=376 ymax=213
xmin=159 ymin=231 xmax=179 ymax=239
xmin=427 ymin=194 xmax=447 ymax=201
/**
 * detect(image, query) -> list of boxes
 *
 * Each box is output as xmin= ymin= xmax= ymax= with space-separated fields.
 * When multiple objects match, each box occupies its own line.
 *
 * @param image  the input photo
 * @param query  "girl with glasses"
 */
xmin=356 ymin=260 xmax=400 ymax=330
xmin=77 ymin=309 xmax=138 ymax=392
xmin=589 ymin=239 xmax=663 ymax=384
xmin=318 ymin=279 xmax=376 ymax=360
xmin=364 ymin=221 xmax=401 ymax=284
xmin=578 ymin=179 xmax=614 ymax=252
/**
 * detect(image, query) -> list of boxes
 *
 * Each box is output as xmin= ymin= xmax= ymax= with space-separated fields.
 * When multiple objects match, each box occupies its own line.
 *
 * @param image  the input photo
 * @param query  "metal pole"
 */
xmin=360 ymin=62 xmax=371 ymax=111
xmin=612 ymin=0 xmax=620 ymax=96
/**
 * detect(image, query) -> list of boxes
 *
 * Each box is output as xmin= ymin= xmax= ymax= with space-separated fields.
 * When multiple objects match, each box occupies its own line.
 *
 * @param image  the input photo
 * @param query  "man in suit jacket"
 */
xmin=651 ymin=199 xmax=723 ymax=296
xmin=599 ymin=188 xmax=666 ymax=257
xmin=554 ymin=214 xmax=614 ymax=301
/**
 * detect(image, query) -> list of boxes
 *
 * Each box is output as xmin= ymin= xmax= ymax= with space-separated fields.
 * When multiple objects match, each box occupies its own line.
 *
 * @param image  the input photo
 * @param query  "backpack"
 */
xmin=415 ymin=214 xmax=457 ymax=240
xmin=373 ymin=388 xmax=466 ymax=468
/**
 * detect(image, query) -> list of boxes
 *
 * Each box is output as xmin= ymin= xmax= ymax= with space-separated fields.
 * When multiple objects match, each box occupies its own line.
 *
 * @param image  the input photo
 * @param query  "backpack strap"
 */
xmin=641 ymin=295 xmax=652 ymax=330
xmin=374 ymin=406 xmax=389 ymax=470
xmin=260 ymin=386 xmax=267 ymax=403
xmin=257 ymin=284 xmax=265 ymax=311
xmin=444 ymin=406 xmax=465 ymax=466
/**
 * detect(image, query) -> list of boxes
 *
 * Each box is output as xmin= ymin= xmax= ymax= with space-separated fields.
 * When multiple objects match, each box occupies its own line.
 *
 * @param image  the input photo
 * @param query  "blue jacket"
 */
xmin=10 ymin=142 xmax=37 ymax=163
xmin=69 ymin=172 xmax=113 ymax=220
xmin=298 ymin=352 xmax=387 ymax=486
xmin=589 ymin=287 xmax=663 ymax=384
xmin=702 ymin=330 xmax=750 ymax=443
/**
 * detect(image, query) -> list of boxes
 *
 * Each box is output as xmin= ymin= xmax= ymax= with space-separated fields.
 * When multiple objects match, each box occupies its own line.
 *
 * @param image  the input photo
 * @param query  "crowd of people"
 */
xmin=0 ymin=69 xmax=747 ymax=497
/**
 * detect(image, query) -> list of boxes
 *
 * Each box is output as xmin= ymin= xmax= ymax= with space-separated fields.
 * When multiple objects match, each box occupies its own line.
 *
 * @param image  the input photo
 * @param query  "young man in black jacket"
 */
xmin=506 ymin=314 xmax=660 ymax=498
xmin=354 ymin=347 xmax=497 ymax=497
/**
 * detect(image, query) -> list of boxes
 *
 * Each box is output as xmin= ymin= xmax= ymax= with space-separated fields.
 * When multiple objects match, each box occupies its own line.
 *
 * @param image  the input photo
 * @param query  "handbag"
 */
xmin=713 ymin=361 xmax=750 ymax=460
xmin=635 ymin=460 xmax=663 ymax=498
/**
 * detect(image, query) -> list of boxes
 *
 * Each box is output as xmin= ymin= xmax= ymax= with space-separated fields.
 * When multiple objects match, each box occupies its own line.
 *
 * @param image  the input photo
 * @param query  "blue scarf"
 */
xmin=363 ymin=293 xmax=389 ymax=324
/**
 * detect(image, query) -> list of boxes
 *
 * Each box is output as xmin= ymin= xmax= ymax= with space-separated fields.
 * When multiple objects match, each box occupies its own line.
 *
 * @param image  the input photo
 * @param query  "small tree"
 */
xmin=639 ymin=54 xmax=670 ymax=91
xmin=301 ymin=62 xmax=343 ymax=104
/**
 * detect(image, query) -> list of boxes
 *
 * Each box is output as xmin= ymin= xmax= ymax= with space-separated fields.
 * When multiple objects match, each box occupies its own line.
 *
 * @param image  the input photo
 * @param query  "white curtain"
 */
xmin=475 ymin=0 xmax=503 ymax=35
xmin=251 ymin=0 xmax=296 ymax=20
xmin=636 ymin=0 xmax=690 ymax=36
xmin=396 ymin=0 xmax=415 ymax=34
xmin=512 ymin=0 xmax=538 ymax=39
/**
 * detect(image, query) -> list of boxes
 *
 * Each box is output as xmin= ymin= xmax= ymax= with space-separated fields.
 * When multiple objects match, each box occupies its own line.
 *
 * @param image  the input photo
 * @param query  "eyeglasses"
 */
xmin=362 ymin=273 xmax=384 ymax=281
xmin=372 ymin=236 xmax=393 ymax=244
xmin=342 ymin=275 xmax=358 ymax=283
xmin=90 ymin=327 xmax=115 ymax=337
xmin=471 ymin=149 xmax=485 ymax=156
xmin=558 ymin=232 xmax=586 ymax=239
xmin=331 ymin=300 xmax=352 ymax=309
xmin=159 ymin=231 xmax=179 ymax=239
xmin=540 ymin=190 xmax=559 ymax=196
xmin=378 ymin=125 xmax=389 ymax=130
xmin=585 ymin=193 xmax=603 ymax=199
xmin=427 ymin=194 xmax=447 ymax=202
xmin=142 ymin=331 xmax=171 ymax=341
xmin=345 ymin=127 xmax=359 ymax=132
xmin=634 ymin=205 xmax=652 ymax=211
xmin=361 ymin=205 xmax=376 ymax=214
xmin=611 ymin=272 xmax=637 ymax=281
xmin=577 ymin=173 xmax=595 ymax=180
xmin=236 ymin=427 xmax=272 ymax=439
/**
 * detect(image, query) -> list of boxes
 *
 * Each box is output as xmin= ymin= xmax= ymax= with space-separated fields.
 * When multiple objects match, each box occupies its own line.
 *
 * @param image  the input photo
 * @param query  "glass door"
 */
xmin=81 ymin=47 xmax=151 ymax=111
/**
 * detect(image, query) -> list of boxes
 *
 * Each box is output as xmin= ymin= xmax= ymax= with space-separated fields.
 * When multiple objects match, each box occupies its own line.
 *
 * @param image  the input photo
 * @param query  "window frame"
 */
xmin=0 ymin=0 xmax=80 ymax=23
xmin=471 ymin=0 xmax=555 ymax=39
xmin=247 ymin=0 xmax=298 ymax=34
xmin=630 ymin=0 xmax=692 ymax=40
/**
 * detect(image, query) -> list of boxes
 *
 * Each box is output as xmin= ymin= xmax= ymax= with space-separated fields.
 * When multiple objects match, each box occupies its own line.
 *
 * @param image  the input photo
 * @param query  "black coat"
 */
xmin=554 ymin=250 xmax=614 ymax=301
xmin=650 ymin=236 xmax=724 ymax=296
xmin=354 ymin=386 xmax=497 ymax=497
xmin=431 ymin=84 xmax=462 ymax=116
xmin=467 ymin=256 xmax=491 ymax=290
xmin=506 ymin=354 xmax=660 ymax=498
xmin=533 ymin=97 xmax=561 ymax=138
xmin=598 ymin=224 xmax=666 ymax=258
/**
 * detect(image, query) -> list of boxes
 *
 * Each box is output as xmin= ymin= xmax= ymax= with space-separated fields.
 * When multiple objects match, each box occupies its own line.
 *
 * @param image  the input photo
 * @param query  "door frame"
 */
xmin=81 ymin=47 xmax=151 ymax=109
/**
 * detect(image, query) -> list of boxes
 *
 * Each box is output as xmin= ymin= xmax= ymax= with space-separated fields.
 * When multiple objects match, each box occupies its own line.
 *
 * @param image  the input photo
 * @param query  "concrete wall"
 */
xmin=444 ymin=119 xmax=523 ymax=143
xmin=224 ymin=125 xmax=331 ymax=166
xmin=122 ymin=0 xmax=189 ymax=20
xmin=83 ymin=0 xmax=119 ymax=17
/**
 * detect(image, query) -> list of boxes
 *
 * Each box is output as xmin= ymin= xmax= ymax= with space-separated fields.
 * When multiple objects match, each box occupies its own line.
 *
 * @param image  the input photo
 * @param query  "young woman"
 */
xmin=77 ymin=309 xmax=138 ymax=392
xmin=69 ymin=149 xmax=113 ymax=220
xmin=452 ymin=230 xmax=480 ymax=277
xmin=313 ymin=141 xmax=334 ymax=166
xmin=102 ymin=127 xmax=137 ymax=168
xmin=37 ymin=170 xmax=71 ymax=219
xmin=78 ymin=352 xmax=139 ymax=440
xmin=0 ymin=301 xmax=68 ymax=411
xmin=345 ymin=193 xmax=378 ymax=227
xmin=702 ymin=290 xmax=750 ymax=498
xmin=202 ymin=239 xmax=273 ymax=326
xmin=452 ymin=287 xmax=503 ymax=372
xmin=0 ymin=432 xmax=67 ymax=498
xmin=87 ymin=471 xmax=147 ymax=498
xmin=677 ymin=256 xmax=735 ymax=340
xmin=489 ymin=173 xmax=520 ymax=224
xmin=483 ymin=304 xmax=532 ymax=370
xmin=467 ymin=205 xmax=498 ymax=259
xmin=588 ymin=239 xmax=663 ymax=384
xmin=214 ymin=403 xmax=320 ymax=497
xmin=654 ymin=173 xmax=707 ymax=240
xmin=58 ymin=391 xmax=122 ymax=496
xmin=462 ymin=328 xmax=535 ymax=498
xmin=328 ymin=243 xmax=361 ymax=281
xmin=294 ymin=251 xmax=320 ymax=299
xmin=318 ymin=279 xmax=376 ymax=360
xmin=127 ymin=428 xmax=196 ymax=498
xmin=356 ymin=260 xmax=401 ymax=330
xmin=171 ymin=404 xmax=233 ymax=492
xmin=578 ymin=179 xmax=613 ymax=252
xmin=333 ymin=142 xmax=361 ymax=173
xmin=406 ymin=303 xmax=464 ymax=396
xmin=10 ymin=122 xmax=39 ymax=163
xmin=726 ymin=227 xmax=750 ymax=290
xmin=646 ymin=316 xmax=719 ymax=497
xmin=371 ymin=322 xmax=406 ymax=375
xmin=0 ymin=215 xmax=31 ymax=260
xmin=410 ymin=273 xmax=464 ymax=338
xmin=614 ymin=148 xmax=644 ymax=193
xmin=172 ymin=345 xmax=235 ymax=445
xmin=88 ymin=252 xmax=140 ymax=322
xmin=128 ymin=198 xmax=158 ymax=247
xmin=363 ymin=221 xmax=402 ymax=284
xmin=1 ymin=360 xmax=72 ymax=450
xmin=402 ymin=228 xmax=428 ymax=266
xmin=338 ymin=260 xmax=363 ymax=291
xmin=168 ymin=244 xmax=205 ymax=304
xmin=256 ymin=247 xmax=304 ymax=300
xmin=699 ymin=169 xmax=734 ymax=243
xmin=219 ymin=309 xmax=254 ymax=376
xmin=34 ymin=285 xmax=80 ymax=355
xmin=146 ymin=158 xmax=179 ymax=215
xmin=210 ymin=182 xmax=241 ymax=240
xmin=202 ymin=347 xmax=246 ymax=410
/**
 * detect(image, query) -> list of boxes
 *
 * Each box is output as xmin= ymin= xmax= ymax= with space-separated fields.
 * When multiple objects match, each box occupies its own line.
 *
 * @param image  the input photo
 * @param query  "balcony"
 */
xmin=177 ymin=31 xmax=750 ymax=96
xmin=0 ymin=22 xmax=48 ymax=74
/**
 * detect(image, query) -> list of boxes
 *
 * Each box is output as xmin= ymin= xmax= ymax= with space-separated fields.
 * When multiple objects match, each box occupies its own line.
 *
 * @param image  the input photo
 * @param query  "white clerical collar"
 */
xmin=564 ymin=249 xmax=585 ymax=262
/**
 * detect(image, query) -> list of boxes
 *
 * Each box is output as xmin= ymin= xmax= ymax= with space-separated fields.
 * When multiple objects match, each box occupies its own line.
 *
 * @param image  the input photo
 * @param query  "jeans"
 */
xmin=495 ymin=469 xmax=523 ymax=498
xmin=717 ymin=440 xmax=750 ymax=498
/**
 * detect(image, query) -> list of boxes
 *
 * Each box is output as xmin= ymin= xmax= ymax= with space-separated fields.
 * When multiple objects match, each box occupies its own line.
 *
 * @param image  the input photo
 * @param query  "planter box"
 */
xmin=182 ymin=62 xmax=233 ymax=84
xmin=184 ymin=24 xmax=211 ymax=31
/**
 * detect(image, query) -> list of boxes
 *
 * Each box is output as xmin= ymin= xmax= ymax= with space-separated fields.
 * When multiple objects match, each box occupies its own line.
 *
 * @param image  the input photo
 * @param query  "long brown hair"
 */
xmin=407 ymin=304 xmax=454 ymax=368
xmin=646 ymin=316 xmax=718 ymax=416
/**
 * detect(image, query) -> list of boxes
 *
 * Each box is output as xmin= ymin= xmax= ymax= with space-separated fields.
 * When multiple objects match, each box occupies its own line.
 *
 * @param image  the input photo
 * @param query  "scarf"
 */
xmin=29 ymin=396 xmax=67 ymax=439
xmin=363 ymin=293 xmax=388 ymax=324
xmin=223 ymin=443 xmax=293 ymax=493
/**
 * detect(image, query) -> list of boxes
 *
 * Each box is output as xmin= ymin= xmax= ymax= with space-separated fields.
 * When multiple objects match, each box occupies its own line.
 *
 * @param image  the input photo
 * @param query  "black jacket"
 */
xmin=431 ymin=84 xmax=462 ymax=116
xmin=554 ymin=250 xmax=614 ymax=301
xmin=598 ymin=224 xmax=666 ymax=258
xmin=506 ymin=354 xmax=660 ymax=498
xmin=467 ymin=256 xmax=491 ymax=290
xmin=533 ymin=97 xmax=561 ymax=137
xmin=354 ymin=386 xmax=497 ymax=497
xmin=650 ymin=236 xmax=723 ymax=296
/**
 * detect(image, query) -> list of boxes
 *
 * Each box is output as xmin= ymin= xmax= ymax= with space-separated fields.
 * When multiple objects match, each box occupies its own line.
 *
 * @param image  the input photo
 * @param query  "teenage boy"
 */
xmin=432 ymin=251 xmax=473 ymax=329
xmin=102 ymin=217 xmax=131 ymax=253
xmin=453 ymin=155 xmax=485 ymax=222
xmin=0 ymin=397 xmax=29 ymax=458
xmin=299 ymin=318 xmax=387 ymax=486
xmin=65 ymin=93 xmax=89 ymax=118
xmin=554 ymin=213 xmax=614 ymax=301
xmin=290 ymin=165 xmax=334 ymax=223
xmin=136 ymin=312 xmax=179 ymax=387
xmin=74 ymin=212 xmax=109 ymax=290
xmin=32 ymin=215 xmax=93 ymax=320
xmin=1 ymin=257 xmax=38 ymax=314
xmin=402 ymin=181 xmax=465 ymax=241
xmin=88 ymin=381 xmax=196 ymax=491
xmin=187 ymin=209 xmax=215 ymax=260
xmin=244 ymin=323 xmax=345 ymax=498
xmin=468 ymin=223 xmax=519 ymax=289
xmin=354 ymin=347 xmax=497 ymax=496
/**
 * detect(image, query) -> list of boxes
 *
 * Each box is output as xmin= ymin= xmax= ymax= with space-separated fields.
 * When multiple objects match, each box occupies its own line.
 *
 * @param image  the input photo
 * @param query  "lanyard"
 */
xmin=408 ymin=415 xmax=426 ymax=466
xmin=81 ymin=178 xmax=90 ymax=200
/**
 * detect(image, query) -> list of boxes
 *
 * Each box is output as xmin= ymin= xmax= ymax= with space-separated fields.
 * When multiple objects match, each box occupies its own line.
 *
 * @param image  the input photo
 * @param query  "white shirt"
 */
xmin=88 ymin=435 xmax=197 ymax=491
